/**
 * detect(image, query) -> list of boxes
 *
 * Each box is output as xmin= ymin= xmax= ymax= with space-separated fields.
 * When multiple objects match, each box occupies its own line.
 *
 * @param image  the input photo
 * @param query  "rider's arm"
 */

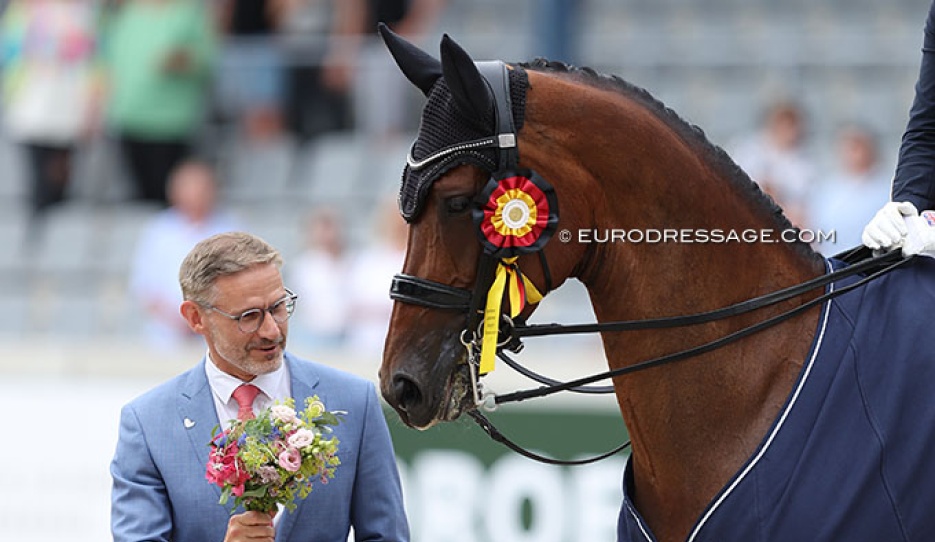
xmin=893 ymin=1 xmax=935 ymax=210
xmin=863 ymin=0 xmax=935 ymax=251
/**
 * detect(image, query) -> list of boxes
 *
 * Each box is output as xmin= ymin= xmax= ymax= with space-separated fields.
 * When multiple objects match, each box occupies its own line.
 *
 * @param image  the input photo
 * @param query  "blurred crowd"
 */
xmin=729 ymin=98 xmax=892 ymax=252
xmin=0 ymin=0 xmax=446 ymax=212
xmin=0 ymin=0 xmax=911 ymax=358
xmin=0 ymin=0 xmax=444 ymax=357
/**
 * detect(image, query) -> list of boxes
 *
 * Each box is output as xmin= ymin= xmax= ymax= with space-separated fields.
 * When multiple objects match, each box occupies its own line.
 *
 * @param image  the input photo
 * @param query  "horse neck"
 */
xmin=524 ymin=84 xmax=826 ymax=317
xmin=525 ymin=83 xmax=826 ymax=540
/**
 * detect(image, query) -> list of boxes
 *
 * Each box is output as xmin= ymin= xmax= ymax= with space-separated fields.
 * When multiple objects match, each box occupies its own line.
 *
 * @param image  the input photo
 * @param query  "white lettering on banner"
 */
xmin=570 ymin=460 xmax=629 ymax=541
xmin=486 ymin=454 xmax=564 ymax=542
xmin=398 ymin=450 xmax=628 ymax=542
xmin=408 ymin=451 xmax=484 ymax=542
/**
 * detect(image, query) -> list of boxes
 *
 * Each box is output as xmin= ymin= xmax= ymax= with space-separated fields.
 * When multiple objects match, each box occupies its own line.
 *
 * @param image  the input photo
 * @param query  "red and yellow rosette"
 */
xmin=472 ymin=169 xmax=558 ymax=373
xmin=473 ymin=169 xmax=559 ymax=258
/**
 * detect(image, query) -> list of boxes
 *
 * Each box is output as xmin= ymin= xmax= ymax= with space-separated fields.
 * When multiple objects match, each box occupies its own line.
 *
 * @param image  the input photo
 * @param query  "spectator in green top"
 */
xmin=100 ymin=0 xmax=216 ymax=205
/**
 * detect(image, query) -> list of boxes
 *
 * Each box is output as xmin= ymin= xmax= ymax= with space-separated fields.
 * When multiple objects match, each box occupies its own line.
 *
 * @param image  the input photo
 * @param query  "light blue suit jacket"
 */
xmin=111 ymin=353 xmax=409 ymax=541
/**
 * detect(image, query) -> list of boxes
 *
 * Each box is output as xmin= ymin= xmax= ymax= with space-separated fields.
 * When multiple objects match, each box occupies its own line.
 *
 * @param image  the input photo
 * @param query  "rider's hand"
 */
xmin=903 ymin=210 xmax=935 ymax=257
xmin=861 ymin=201 xmax=918 ymax=251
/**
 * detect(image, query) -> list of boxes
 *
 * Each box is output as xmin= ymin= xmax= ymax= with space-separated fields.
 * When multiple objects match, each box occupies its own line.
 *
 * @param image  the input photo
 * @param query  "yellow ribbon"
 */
xmin=479 ymin=257 xmax=544 ymax=375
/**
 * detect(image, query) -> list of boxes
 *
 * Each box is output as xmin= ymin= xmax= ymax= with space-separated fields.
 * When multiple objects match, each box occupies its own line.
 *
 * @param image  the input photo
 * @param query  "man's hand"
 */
xmin=224 ymin=511 xmax=276 ymax=542
xmin=861 ymin=201 xmax=919 ymax=251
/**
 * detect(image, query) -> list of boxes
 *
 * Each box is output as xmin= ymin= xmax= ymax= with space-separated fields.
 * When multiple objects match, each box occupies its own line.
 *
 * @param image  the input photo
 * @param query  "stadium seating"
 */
xmin=0 ymin=0 xmax=930 ymax=341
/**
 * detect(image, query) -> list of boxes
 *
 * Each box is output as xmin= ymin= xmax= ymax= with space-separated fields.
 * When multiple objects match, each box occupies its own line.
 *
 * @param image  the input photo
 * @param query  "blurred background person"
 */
xmin=346 ymin=197 xmax=407 ymax=357
xmin=321 ymin=0 xmax=446 ymax=143
xmin=100 ymin=0 xmax=216 ymax=205
xmin=533 ymin=0 xmax=581 ymax=63
xmin=214 ymin=0 xmax=286 ymax=144
xmin=0 ymin=0 xmax=102 ymax=227
xmin=128 ymin=158 xmax=242 ymax=349
xmin=731 ymin=99 xmax=817 ymax=227
xmin=279 ymin=0 xmax=353 ymax=144
xmin=810 ymin=124 xmax=891 ymax=254
xmin=287 ymin=206 xmax=352 ymax=350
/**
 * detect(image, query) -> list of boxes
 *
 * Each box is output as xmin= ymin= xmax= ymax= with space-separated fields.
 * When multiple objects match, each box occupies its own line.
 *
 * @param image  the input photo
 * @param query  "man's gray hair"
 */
xmin=179 ymin=231 xmax=283 ymax=303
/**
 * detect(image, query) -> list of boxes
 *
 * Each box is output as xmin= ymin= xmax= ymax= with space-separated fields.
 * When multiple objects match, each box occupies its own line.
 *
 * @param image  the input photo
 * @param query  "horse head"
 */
xmin=378 ymin=28 xmax=591 ymax=428
xmin=377 ymin=27 xmax=824 ymax=442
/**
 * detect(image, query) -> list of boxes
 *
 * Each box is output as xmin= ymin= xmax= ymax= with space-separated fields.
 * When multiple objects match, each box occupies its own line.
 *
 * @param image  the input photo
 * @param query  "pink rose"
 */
xmin=278 ymin=448 xmax=302 ymax=472
xmin=287 ymin=428 xmax=315 ymax=449
xmin=271 ymin=405 xmax=298 ymax=424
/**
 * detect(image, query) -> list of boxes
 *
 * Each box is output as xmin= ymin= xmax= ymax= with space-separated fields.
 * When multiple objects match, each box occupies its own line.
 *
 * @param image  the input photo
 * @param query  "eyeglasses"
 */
xmin=199 ymin=289 xmax=298 ymax=333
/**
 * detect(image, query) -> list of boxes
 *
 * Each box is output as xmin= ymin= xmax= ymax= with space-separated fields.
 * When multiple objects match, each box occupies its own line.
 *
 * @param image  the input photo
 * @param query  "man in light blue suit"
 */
xmin=111 ymin=231 xmax=409 ymax=542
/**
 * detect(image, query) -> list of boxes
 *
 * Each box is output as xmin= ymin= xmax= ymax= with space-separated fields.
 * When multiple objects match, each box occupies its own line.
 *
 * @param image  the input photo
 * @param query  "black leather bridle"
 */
xmin=390 ymin=59 xmax=532 ymax=382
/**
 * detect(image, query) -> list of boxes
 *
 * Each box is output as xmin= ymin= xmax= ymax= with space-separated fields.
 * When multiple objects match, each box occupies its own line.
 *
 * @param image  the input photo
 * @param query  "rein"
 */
xmin=467 ymin=250 xmax=912 ymax=466
xmin=511 ymin=249 xmax=900 ymax=339
xmin=494 ymin=250 xmax=911 ymax=404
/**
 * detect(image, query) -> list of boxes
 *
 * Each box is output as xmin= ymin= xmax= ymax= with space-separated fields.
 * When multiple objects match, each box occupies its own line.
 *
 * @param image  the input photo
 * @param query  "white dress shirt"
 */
xmin=204 ymin=353 xmax=292 ymax=431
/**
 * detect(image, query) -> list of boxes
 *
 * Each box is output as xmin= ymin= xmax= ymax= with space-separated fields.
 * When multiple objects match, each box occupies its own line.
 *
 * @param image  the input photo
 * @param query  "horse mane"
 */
xmin=517 ymin=58 xmax=822 ymax=261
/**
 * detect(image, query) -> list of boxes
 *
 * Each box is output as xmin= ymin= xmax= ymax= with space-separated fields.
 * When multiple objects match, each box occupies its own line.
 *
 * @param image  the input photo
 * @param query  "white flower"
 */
xmin=288 ymin=428 xmax=316 ymax=449
xmin=271 ymin=404 xmax=298 ymax=424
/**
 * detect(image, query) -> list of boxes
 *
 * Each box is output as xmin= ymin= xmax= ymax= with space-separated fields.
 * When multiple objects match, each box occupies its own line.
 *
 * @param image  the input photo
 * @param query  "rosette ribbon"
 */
xmin=472 ymin=169 xmax=558 ymax=374
xmin=479 ymin=257 xmax=543 ymax=374
xmin=474 ymin=169 xmax=559 ymax=258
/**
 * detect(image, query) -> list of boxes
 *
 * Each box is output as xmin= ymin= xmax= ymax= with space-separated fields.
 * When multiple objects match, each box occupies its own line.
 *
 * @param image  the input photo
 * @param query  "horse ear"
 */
xmin=440 ymin=34 xmax=494 ymax=128
xmin=378 ymin=23 xmax=442 ymax=96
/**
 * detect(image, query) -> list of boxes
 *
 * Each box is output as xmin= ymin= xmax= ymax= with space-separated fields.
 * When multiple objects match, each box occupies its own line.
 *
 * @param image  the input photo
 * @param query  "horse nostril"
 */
xmin=392 ymin=374 xmax=423 ymax=413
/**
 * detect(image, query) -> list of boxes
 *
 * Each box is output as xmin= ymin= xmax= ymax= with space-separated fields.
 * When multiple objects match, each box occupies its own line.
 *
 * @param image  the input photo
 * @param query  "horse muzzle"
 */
xmin=381 ymin=328 xmax=475 ymax=429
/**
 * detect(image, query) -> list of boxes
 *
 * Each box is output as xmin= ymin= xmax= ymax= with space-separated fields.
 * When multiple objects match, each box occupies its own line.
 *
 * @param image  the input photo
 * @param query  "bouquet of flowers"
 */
xmin=206 ymin=396 xmax=343 ymax=514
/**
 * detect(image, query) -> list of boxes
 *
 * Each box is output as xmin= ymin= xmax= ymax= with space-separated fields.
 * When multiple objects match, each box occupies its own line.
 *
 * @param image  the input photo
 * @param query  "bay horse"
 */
xmin=377 ymin=26 xmax=935 ymax=542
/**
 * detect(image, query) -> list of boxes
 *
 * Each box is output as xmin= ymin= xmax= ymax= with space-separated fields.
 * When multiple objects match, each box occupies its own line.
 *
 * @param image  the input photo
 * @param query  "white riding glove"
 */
xmin=861 ymin=201 xmax=918 ymax=251
xmin=902 ymin=210 xmax=935 ymax=257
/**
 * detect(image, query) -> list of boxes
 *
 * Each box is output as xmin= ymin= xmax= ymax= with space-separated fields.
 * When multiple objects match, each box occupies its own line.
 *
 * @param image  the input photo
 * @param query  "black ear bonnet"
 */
xmin=399 ymin=68 xmax=529 ymax=222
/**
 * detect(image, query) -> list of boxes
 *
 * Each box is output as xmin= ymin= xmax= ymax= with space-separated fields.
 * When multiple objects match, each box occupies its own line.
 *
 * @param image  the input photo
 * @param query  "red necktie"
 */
xmin=232 ymin=384 xmax=261 ymax=421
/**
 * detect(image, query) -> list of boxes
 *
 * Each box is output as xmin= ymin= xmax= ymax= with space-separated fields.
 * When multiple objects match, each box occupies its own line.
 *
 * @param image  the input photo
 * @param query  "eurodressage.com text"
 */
xmin=564 ymin=228 xmax=836 ymax=245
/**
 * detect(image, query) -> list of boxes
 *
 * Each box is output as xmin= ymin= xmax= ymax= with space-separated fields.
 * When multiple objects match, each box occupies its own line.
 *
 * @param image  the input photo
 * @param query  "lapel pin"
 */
xmin=184 ymin=418 xmax=196 ymax=429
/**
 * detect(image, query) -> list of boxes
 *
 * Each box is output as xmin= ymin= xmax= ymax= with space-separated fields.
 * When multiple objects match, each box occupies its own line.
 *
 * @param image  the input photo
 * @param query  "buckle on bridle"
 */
xmin=460 ymin=328 xmax=498 ymax=412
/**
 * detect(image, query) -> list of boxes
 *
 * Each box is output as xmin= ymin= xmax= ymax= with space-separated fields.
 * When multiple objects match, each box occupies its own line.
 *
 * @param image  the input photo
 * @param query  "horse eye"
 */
xmin=445 ymin=196 xmax=472 ymax=215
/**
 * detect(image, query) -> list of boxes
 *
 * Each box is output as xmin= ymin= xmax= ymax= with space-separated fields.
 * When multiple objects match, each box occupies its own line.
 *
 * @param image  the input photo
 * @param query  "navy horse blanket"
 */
xmin=618 ymin=256 xmax=935 ymax=542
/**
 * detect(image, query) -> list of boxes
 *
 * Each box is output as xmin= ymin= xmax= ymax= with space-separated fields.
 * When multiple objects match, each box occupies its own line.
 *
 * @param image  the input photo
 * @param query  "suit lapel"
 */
xmin=276 ymin=355 xmax=321 ymax=541
xmin=287 ymin=354 xmax=321 ymax=411
xmin=177 ymin=359 xmax=224 ymax=501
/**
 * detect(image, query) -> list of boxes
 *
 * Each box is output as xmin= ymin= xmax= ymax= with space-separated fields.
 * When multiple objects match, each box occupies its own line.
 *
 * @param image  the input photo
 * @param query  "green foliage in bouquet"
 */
xmin=207 ymin=396 xmax=343 ymax=513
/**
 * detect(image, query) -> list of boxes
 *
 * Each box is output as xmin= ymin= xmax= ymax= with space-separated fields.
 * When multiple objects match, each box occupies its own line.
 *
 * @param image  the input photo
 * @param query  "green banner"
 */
xmin=386 ymin=406 xmax=630 ymax=542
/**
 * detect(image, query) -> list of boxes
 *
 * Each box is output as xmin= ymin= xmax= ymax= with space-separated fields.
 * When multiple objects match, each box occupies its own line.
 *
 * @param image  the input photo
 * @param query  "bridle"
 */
xmin=389 ymin=61 xmax=915 ymax=465
xmin=390 ymin=59 xmax=542 ymax=407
